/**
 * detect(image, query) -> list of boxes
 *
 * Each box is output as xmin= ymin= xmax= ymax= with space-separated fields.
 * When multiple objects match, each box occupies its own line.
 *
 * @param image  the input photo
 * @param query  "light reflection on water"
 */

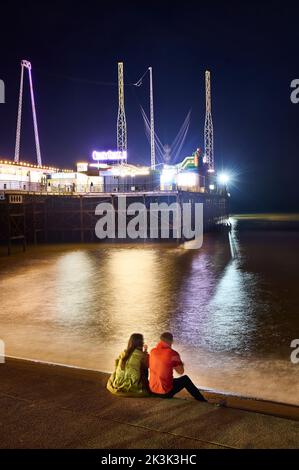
xmin=0 ymin=215 xmax=298 ymax=405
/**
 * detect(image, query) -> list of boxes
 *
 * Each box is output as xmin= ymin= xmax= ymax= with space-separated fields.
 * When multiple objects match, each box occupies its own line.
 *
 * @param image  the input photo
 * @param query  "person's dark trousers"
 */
xmin=153 ymin=375 xmax=206 ymax=401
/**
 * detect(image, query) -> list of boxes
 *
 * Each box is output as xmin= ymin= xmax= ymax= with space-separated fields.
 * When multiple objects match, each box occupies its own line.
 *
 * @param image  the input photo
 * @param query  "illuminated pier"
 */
xmin=0 ymin=152 xmax=229 ymax=253
xmin=0 ymin=62 xmax=230 ymax=253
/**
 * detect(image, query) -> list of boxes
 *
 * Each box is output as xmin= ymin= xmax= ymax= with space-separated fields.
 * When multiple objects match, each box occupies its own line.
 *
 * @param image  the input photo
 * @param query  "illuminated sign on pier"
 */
xmin=92 ymin=151 xmax=127 ymax=162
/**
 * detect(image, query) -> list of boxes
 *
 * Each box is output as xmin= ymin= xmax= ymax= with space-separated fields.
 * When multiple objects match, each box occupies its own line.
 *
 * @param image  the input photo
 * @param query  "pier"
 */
xmin=0 ymin=187 xmax=229 ymax=254
xmin=0 ymin=59 xmax=230 ymax=254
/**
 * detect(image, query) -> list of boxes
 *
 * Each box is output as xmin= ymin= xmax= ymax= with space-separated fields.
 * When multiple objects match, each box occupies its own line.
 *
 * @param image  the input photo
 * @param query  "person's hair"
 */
xmin=121 ymin=333 xmax=144 ymax=369
xmin=160 ymin=332 xmax=173 ymax=344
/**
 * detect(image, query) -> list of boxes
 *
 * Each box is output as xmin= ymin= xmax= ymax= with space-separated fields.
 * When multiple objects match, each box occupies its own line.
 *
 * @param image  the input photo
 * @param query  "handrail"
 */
xmin=0 ymin=180 xmax=226 ymax=196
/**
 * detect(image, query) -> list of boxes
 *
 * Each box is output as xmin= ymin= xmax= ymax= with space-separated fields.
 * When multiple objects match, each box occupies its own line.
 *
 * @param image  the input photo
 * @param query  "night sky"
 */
xmin=0 ymin=1 xmax=298 ymax=212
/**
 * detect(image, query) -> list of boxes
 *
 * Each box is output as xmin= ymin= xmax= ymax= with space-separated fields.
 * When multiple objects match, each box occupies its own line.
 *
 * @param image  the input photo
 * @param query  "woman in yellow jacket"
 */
xmin=107 ymin=333 xmax=150 ymax=397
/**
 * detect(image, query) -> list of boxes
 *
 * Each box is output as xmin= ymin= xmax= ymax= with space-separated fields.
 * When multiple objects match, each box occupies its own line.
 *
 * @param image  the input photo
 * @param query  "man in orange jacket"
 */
xmin=149 ymin=332 xmax=207 ymax=401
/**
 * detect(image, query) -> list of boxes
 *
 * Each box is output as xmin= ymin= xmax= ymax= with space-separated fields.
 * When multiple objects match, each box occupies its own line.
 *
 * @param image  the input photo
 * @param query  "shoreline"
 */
xmin=4 ymin=355 xmax=299 ymax=422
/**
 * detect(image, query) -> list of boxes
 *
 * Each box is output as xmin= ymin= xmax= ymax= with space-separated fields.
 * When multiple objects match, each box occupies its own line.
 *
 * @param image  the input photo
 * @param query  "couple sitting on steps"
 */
xmin=107 ymin=332 xmax=207 ymax=401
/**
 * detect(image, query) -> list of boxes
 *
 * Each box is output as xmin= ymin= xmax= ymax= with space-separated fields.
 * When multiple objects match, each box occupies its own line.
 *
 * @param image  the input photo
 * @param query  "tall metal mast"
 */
xmin=204 ymin=70 xmax=214 ymax=171
xmin=149 ymin=67 xmax=156 ymax=169
xmin=117 ymin=62 xmax=127 ymax=159
xmin=14 ymin=60 xmax=42 ymax=166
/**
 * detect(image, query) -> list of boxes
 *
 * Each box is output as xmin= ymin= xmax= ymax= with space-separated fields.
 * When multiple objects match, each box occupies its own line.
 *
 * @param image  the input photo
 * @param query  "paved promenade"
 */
xmin=0 ymin=358 xmax=298 ymax=449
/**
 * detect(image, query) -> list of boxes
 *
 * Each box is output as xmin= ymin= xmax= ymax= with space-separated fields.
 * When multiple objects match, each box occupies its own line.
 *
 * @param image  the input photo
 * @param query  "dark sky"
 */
xmin=0 ymin=0 xmax=298 ymax=212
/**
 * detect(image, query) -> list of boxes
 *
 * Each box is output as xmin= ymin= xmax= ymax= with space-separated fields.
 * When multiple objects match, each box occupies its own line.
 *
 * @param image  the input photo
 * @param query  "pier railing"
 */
xmin=0 ymin=181 xmax=229 ymax=197
xmin=0 ymin=180 xmax=213 ymax=195
xmin=0 ymin=181 xmax=44 ymax=192
xmin=0 ymin=181 xmax=168 ymax=193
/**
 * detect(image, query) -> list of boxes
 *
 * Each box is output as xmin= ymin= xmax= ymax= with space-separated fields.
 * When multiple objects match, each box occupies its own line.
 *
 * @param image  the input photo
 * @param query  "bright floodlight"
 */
xmin=218 ymin=173 xmax=230 ymax=185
